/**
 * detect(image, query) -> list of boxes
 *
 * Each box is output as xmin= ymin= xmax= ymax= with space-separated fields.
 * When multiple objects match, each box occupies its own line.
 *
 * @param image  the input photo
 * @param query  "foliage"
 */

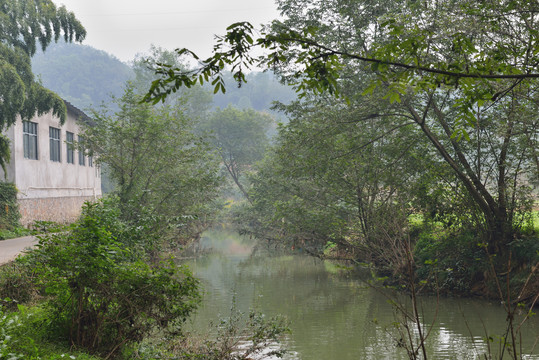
xmin=0 ymin=304 xmax=102 ymax=360
xmin=0 ymin=0 xmax=85 ymax=168
xmin=32 ymin=42 xmax=134 ymax=111
xmin=144 ymin=0 xmax=539 ymax=257
xmin=0 ymin=260 xmax=39 ymax=310
xmin=0 ymin=226 xmax=29 ymax=240
xmin=0 ymin=182 xmax=20 ymax=230
xmin=24 ymin=199 xmax=201 ymax=357
xmin=146 ymin=0 xmax=539 ymax=105
xmin=131 ymin=46 xmax=213 ymax=117
xmin=83 ymin=84 xmax=221 ymax=244
xmin=30 ymin=220 xmax=69 ymax=234
xmin=414 ymin=227 xmax=489 ymax=293
xmin=0 ymin=304 xmax=47 ymax=360
xmin=239 ymin=84 xmax=437 ymax=263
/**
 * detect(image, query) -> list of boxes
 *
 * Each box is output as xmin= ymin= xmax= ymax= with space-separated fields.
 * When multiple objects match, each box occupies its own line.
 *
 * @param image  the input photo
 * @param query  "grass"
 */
xmin=0 ymin=226 xmax=31 ymax=240
xmin=0 ymin=220 xmax=72 ymax=241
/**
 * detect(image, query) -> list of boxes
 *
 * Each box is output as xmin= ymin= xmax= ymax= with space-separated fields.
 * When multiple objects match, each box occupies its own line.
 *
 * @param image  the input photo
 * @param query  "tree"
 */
xmin=83 ymin=84 xmax=221 ymax=244
xmin=0 ymin=0 xmax=85 ymax=169
xmin=244 ymin=81 xmax=440 ymax=265
xmin=145 ymin=0 xmax=539 ymax=255
xmin=197 ymin=105 xmax=273 ymax=202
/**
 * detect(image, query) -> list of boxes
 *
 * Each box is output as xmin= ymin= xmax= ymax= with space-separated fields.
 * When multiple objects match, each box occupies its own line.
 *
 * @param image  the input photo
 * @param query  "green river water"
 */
xmin=182 ymin=229 xmax=539 ymax=359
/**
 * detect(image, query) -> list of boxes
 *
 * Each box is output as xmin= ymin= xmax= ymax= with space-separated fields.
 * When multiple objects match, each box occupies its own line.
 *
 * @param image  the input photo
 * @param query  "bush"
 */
xmin=0 ymin=182 xmax=21 ymax=231
xmin=0 ymin=305 xmax=101 ymax=360
xmin=0 ymin=260 xmax=40 ymax=310
xmin=0 ymin=226 xmax=30 ymax=240
xmin=414 ymin=227 xmax=488 ymax=293
xmin=30 ymin=220 xmax=69 ymax=234
xmin=27 ymin=198 xmax=201 ymax=357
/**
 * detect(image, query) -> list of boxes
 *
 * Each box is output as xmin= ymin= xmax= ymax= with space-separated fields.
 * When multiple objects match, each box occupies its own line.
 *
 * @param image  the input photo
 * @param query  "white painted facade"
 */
xmin=1 ymin=102 xmax=102 ymax=226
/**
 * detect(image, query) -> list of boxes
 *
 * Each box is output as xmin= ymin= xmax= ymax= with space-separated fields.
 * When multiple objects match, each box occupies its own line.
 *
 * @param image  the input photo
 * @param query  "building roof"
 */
xmin=64 ymin=100 xmax=94 ymax=126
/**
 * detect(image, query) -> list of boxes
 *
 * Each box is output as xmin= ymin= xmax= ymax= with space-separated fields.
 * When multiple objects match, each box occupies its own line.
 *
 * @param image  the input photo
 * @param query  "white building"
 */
xmin=0 ymin=101 xmax=102 ymax=226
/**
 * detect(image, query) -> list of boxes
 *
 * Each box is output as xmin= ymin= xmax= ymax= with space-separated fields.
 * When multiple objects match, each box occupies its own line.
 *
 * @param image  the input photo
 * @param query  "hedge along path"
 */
xmin=0 ymin=236 xmax=36 ymax=265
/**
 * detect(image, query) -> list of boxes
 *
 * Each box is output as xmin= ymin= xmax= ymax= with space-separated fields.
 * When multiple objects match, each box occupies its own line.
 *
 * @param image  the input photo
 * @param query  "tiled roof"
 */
xmin=64 ymin=100 xmax=94 ymax=125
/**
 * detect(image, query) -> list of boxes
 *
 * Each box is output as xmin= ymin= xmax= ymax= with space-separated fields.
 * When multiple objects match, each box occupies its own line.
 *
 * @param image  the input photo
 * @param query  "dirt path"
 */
xmin=0 ymin=236 xmax=37 ymax=265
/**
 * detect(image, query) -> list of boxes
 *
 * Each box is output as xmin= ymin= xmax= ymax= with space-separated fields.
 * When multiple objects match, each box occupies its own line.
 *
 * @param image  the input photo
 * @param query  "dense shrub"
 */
xmin=0 ymin=305 xmax=101 ymax=360
xmin=0 ymin=260 xmax=39 ymax=310
xmin=414 ymin=227 xmax=488 ymax=293
xmin=26 ymin=198 xmax=201 ymax=357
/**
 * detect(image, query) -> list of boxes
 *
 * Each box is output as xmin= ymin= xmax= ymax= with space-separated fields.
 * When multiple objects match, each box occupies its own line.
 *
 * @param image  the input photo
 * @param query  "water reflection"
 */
xmin=182 ymin=230 xmax=539 ymax=359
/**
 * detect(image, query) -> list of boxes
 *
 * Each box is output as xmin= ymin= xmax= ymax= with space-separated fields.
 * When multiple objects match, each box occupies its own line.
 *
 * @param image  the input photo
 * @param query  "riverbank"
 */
xmin=0 ymin=203 xmax=289 ymax=360
xmin=184 ymin=229 xmax=539 ymax=359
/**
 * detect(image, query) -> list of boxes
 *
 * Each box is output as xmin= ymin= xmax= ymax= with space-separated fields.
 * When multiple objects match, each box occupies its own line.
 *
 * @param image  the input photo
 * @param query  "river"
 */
xmin=182 ymin=229 xmax=539 ymax=359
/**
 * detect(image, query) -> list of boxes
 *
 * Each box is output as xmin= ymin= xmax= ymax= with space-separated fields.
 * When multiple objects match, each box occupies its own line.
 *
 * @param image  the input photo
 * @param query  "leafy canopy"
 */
xmin=0 ymin=0 xmax=85 ymax=169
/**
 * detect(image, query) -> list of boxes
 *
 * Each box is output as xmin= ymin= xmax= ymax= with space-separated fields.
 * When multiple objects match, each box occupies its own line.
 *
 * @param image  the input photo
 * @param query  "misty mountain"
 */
xmin=32 ymin=42 xmax=295 ymax=118
xmin=32 ymin=42 xmax=134 ymax=111
xmin=212 ymin=71 xmax=296 ymax=116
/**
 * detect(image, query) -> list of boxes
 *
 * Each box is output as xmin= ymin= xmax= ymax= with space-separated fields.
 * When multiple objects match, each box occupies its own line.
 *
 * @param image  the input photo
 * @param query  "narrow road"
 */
xmin=0 ymin=236 xmax=37 ymax=265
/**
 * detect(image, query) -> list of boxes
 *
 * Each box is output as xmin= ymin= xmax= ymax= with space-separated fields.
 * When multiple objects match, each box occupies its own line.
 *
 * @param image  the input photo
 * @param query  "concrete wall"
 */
xmin=1 ymin=104 xmax=102 ymax=226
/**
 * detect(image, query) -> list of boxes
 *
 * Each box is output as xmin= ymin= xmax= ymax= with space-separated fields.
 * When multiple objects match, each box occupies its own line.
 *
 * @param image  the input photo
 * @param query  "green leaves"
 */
xmin=85 ymin=84 xmax=220 ymax=243
xmin=0 ymin=0 xmax=85 ymax=166
xmin=144 ymin=22 xmax=259 ymax=104
xmin=28 ymin=198 xmax=201 ymax=355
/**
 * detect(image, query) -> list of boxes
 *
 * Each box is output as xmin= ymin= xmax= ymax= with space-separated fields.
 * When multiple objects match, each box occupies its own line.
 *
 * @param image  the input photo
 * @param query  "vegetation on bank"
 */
xmin=0 ymin=198 xmax=289 ymax=359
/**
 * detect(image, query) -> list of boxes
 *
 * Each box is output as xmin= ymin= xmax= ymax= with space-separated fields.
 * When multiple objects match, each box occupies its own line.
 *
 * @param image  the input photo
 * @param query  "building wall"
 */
xmin=18 ymin=196 xmax=97 ymax=226
xmin=1 ymin=104 xmax=102 ymax=226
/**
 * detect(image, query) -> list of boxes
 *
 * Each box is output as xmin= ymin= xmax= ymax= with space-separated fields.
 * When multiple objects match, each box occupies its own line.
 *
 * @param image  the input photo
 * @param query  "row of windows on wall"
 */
xmin=23 ymin=121 xmax=93 ymax=167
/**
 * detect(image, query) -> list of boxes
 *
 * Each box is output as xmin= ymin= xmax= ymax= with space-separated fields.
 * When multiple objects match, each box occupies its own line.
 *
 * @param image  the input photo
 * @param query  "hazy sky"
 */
xmin=56 ymin=0 xmax=281 ymax=62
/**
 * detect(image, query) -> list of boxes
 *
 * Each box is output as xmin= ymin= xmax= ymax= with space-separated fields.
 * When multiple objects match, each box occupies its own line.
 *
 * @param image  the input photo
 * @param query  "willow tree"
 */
xmin=0 ymin=0 xmax=85 ymax=169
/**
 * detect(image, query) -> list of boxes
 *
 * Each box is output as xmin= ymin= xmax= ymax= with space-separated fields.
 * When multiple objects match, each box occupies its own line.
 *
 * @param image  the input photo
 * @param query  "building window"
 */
xmin=66 ymin=131 xmax=74 ymax=164
xmin=23 ymin=121 xmax=38 ymax=160
xmin=49 ymin=127 xmax=61 ymax=162
xmin=78 ymin=135 xmax=85 ymax=166
xmin=88 ymin=154 xmax=93 ymax=167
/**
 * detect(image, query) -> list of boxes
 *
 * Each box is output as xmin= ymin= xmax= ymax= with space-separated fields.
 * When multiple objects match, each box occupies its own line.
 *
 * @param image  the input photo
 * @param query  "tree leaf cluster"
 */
xmin=83 ymin=84 xmax=221 ymax=244
xmin=0 ymin=0 xmax=85 ymax=167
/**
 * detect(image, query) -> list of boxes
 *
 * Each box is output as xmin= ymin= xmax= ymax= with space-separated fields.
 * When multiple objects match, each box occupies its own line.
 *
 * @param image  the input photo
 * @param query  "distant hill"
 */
xmin=212 ymin=72 xmax=296 ymax=116
xmin=32 ymin=43 xmax=295 ymax=119
xmin=32 ymin=42 xmax=134 ymax=111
